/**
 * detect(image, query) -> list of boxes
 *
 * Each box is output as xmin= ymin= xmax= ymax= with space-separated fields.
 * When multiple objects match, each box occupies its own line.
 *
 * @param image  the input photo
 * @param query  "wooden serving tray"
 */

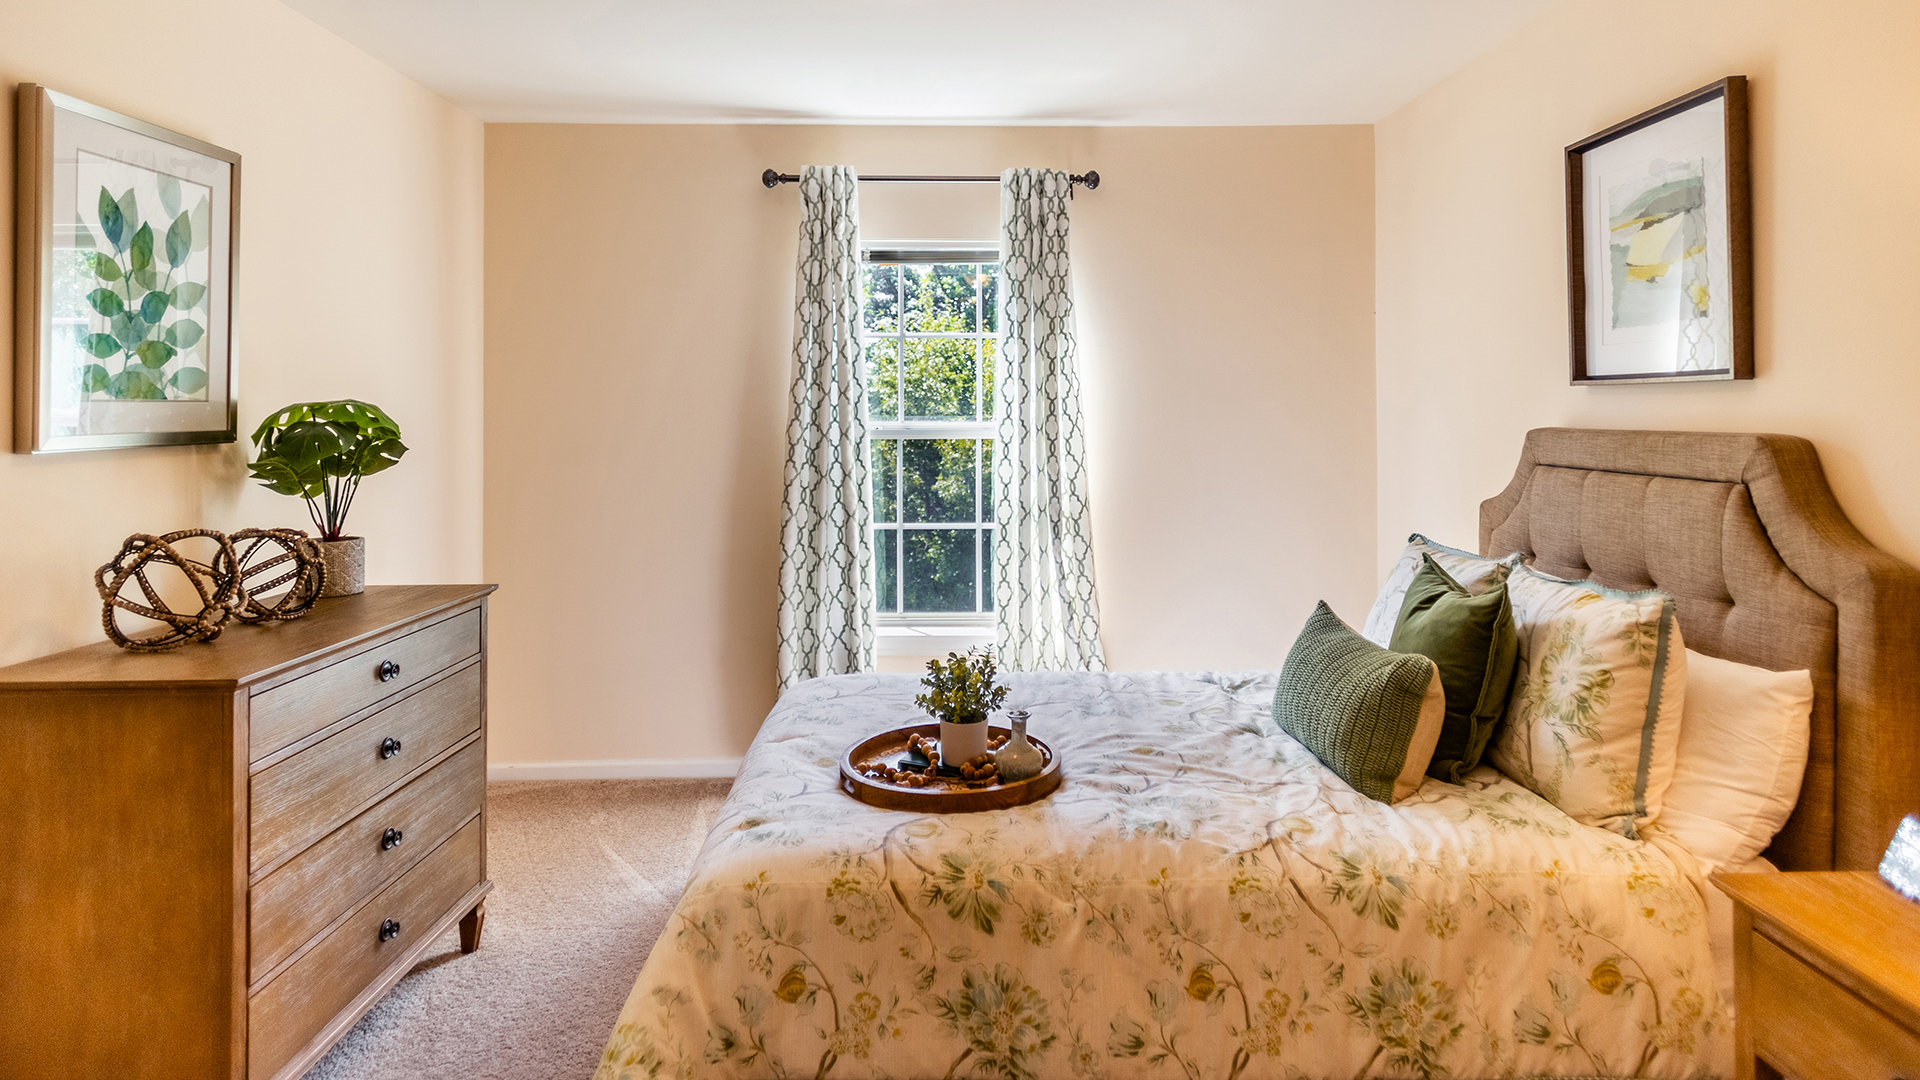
xmin=839 ymin=724 xmax=1061 ymax=813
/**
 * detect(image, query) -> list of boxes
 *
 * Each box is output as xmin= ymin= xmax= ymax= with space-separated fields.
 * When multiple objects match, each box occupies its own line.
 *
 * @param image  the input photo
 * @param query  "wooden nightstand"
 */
xmin=1712 ymin=871 xmax=1920 ymax=1080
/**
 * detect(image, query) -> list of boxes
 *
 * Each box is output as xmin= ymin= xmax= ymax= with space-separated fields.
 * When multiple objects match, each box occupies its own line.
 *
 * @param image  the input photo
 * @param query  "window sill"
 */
xmin=876 ymin=623 xmax=993 ymax=657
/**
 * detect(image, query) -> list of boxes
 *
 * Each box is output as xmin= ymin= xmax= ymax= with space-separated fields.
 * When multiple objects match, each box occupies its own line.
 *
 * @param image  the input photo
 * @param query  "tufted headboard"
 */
xmin=1479 ymin=428 xmax=1920 ymax=871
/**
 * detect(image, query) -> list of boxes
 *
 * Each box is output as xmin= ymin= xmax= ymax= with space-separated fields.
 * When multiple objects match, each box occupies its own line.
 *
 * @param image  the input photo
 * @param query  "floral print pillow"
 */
xmin=1362 ymin=534 xmax=1521 ymax=646
xmin=1489 ymin=565 xmax=1688 ymax=838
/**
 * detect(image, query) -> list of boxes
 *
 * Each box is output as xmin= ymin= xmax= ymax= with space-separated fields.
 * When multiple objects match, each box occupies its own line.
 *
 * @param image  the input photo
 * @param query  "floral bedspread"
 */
xmin=597 ymin=672 xmax=1726 ymax=1080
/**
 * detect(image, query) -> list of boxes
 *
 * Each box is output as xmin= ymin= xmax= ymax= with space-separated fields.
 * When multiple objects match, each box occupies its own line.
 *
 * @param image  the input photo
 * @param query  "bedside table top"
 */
xmin=1713 ymin=870 xmax=1920 ymax=1031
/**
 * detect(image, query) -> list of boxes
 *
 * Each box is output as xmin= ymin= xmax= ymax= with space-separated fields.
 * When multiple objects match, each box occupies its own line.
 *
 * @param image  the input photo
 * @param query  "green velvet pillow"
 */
xmin=1272 ymin=601 xmax=1446 ymax=803
xmin=1388 ymin=553 xmax=1520 ymax=783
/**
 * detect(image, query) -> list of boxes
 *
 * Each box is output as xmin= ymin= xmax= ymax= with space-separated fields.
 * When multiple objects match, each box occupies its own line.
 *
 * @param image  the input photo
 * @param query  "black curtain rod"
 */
xmin=761 ymin=168 xmax=1099 ymax=190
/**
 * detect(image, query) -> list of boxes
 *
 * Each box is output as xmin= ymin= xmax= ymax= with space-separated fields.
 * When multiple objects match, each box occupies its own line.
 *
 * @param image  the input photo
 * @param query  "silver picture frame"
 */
xmin=14 ymin=84 xmax=240 ymax=453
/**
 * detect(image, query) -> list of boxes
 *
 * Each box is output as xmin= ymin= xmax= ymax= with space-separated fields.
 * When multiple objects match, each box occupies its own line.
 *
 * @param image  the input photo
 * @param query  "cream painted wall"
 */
xmin=1375 ymin=0 xmax=1920 ymax=575
xmin=485 ymin=124 xmax=1375 ymax=767
xmin=0 ymin=0 xmax=485 ymax=666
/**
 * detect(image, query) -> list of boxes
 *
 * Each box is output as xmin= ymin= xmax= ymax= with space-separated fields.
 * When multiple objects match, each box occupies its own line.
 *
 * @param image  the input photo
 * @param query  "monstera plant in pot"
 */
xmin=248 ymin=400 xmax=407 ymax=597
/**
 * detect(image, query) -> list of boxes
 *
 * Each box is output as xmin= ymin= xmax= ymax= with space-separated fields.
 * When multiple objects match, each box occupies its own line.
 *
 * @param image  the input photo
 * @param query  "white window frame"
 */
xmin=864 ymin=240 xmax=999 ymax=638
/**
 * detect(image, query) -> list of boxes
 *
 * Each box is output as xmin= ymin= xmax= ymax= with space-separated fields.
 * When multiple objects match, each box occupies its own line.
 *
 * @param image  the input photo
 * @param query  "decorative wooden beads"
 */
xmin=860 ymin=760 xmax=937 ymax=788
xmin=957 ymin=754 xmax=998 ymax=784
xmin=856 ymin=733 xmax=1003 ymax=788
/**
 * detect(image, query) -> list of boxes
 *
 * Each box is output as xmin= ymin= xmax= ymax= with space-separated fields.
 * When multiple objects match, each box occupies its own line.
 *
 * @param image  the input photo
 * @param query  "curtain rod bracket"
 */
xmin=762 ymin=169 xmax=1099 ymax=190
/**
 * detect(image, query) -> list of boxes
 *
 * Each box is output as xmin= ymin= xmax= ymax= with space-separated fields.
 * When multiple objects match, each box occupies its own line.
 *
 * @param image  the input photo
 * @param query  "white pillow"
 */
xmin=1362 ymin=534 xmax=1519 ymax=646
xmin=1488 ymin=564 xmax=1688 ymax=839
xmin=1656 ymin=649 xmax=1813 ymax=871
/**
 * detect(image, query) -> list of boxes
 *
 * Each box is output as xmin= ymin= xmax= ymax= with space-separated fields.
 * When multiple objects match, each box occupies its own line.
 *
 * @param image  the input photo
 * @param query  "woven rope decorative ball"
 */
xmin=230 ymin=527 xmax=326 ymax=623
xmin=94 ymin=529 xmax=241 ymax=652
xmin=94 ymin=527 xmax=329 ymax=651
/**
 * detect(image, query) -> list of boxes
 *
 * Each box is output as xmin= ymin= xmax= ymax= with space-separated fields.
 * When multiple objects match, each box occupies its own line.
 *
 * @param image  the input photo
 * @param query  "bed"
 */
xmin=596 ymin=428 xmax=1920 ymax=1080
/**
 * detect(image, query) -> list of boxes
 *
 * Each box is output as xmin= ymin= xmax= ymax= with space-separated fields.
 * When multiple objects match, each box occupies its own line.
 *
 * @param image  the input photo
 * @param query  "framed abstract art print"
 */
xmin=14 ymin=84 xmax=239 ymax=453
xmin=1566 ymin=76 xmax=1751 ymax=384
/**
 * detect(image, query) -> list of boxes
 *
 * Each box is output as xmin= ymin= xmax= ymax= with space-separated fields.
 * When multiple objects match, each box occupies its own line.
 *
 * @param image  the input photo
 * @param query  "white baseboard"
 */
xmin=488 ymin=757 xmax=743 ymax=782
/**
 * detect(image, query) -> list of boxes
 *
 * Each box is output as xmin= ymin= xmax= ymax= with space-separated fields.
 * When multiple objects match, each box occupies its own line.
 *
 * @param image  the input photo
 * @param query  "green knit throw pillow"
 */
xmin=1272 ymin=601 xmax=1446 ymax=803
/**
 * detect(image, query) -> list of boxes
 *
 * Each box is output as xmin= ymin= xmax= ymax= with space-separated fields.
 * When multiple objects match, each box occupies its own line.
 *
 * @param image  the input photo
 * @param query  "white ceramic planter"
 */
xmin=317 ymin=536 xmax=365 ymax=597
xmin=939 ymin=718 xmax=989 ymax=767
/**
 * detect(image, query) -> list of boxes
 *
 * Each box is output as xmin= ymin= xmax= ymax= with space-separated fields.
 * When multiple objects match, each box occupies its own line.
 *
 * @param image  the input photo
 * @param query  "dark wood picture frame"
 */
xmin=1567 ymin=76 xmax=1751 ymax=384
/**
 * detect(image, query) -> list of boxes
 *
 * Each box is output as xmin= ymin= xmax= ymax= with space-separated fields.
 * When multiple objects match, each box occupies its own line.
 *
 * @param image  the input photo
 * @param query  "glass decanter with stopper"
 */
xmin=994 ymin=709 xmax=1045 ymax=783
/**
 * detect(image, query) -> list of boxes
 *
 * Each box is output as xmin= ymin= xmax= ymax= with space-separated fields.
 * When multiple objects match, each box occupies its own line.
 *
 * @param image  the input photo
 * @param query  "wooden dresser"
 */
xmin=0 ymin=584 xmax=496 ymax=1080
xmin=1714 ymin=871 xmax=1920 ymax=1080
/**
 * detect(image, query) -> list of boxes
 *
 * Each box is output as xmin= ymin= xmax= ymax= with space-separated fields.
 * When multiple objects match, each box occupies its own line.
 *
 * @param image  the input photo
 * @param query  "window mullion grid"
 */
xmin=865 ymin=257 xmax=1000 ymax=627
xmin=894 ymin=271 xmax=906 ymax=614
xmin=974 ymin=437 xmax=983 ymax=615
xmin=974 ymin=266 xmax=985 ymax=421
xmin=974 ymin=267 xmax=984 ymax=615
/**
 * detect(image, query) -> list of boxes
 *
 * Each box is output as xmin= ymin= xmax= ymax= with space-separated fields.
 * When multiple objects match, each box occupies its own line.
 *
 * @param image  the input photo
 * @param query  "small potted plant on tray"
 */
xmin=247 ymin=400 xmax=407 ymax=597
xmin=915 ymin=648 xmax=1009 ymax=768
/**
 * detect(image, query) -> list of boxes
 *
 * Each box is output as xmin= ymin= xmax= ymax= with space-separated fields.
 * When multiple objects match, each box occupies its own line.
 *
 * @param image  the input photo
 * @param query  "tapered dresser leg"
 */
xmin=459 ymin=901 xmax=486 ymax=953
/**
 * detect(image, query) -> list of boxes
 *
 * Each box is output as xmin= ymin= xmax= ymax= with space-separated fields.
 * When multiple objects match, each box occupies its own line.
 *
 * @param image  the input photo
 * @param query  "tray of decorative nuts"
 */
xmin=838 ymin=724 xmax=1062 ymax=813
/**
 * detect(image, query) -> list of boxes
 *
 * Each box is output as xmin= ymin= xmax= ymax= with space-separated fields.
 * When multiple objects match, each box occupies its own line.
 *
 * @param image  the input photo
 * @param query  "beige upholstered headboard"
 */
xmin=1480 ymin=428 xmax=1920 ymax=871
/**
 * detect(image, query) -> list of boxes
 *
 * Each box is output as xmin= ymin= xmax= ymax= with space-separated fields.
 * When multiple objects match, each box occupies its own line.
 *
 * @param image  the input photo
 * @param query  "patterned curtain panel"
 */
xmin=993 ymin=168 xmax=1106 ymax=671
xmin=777 ymin=166 xmax=874 ymax=691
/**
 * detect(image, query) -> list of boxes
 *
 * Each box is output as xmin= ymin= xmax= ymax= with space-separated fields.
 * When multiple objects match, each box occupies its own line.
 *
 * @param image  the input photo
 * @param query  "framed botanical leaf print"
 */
xmin=1566 ymin=76 xmax=1752 ymax=384
xmin=14 ymin=85 xmax=239 ymax=452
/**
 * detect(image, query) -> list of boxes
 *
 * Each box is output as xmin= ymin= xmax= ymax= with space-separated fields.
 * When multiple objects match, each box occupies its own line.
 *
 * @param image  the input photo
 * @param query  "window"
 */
xmin=864 ymin=246 xmax=998 ymax=623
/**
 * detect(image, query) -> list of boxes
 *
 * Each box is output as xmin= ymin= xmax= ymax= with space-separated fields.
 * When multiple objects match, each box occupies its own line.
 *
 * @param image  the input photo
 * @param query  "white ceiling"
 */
xmin=279 ymin=0 xmax=1554 ymax=125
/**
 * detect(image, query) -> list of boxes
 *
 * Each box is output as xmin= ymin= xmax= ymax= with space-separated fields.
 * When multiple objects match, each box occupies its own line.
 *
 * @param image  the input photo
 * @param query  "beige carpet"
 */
xmin=303 ymin=778 xmax=733 ymax=1080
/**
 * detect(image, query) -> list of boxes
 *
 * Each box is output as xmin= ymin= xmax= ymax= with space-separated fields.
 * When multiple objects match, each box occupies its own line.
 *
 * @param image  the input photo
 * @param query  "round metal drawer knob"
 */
xmin=378 ymin=918 xmax=401 ymax=943
xmin=377 ymin=659 xmax=401 ymax=682
xmin=379 ymin=737 xmax=403 ymax=759
xmin=381 ymin=827 xmax=404 ymax=851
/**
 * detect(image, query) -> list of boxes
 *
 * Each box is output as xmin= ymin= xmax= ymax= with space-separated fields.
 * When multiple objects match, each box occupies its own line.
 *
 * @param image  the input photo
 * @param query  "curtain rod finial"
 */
xmin=762 ymin=168 xmax=782 ymax=189
xmin=1079 ymin=171 xmax=1099 ymax=190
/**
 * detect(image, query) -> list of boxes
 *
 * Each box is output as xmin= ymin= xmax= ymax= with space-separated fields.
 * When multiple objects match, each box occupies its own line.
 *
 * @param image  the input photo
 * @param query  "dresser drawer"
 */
xmin=1751 ymin=932 xmax=1920 ymax=1079
xmin=248 ymin=817 xmax=483 ymax=1080
xmin=251 ymin=664 xmax=482 ymax=873
xmin=250 ymin=608 xmax=481 ymax=762
xmin=250 ymin=738 xmax=485 ymax=984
